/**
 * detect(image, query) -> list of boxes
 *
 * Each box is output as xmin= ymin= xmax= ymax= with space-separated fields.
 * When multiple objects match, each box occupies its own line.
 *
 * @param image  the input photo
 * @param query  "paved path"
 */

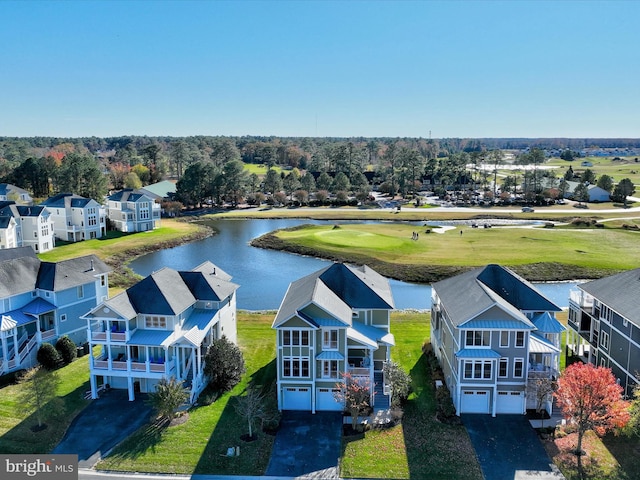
xmin=463 ymin=415 xmax=564 ymax=480
xmin=53 ymin=389 xmax=152 ymax=468
xmin=265 ymin=411 xmax=342 ymax=479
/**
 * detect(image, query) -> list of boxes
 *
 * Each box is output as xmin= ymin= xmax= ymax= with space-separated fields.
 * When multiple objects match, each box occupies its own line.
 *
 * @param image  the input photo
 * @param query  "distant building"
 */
xmin=41 ymin=193 xmax=107 ymax=242
xmin=0 ymin=202 xmax=55 ymax=253
xmin=0 ymin=183 xmax=33 ymax=205
xmin=106 ymin=189 xmax=161 ymax=232
xmin=137 ymin=180 xmax=177 ymax=202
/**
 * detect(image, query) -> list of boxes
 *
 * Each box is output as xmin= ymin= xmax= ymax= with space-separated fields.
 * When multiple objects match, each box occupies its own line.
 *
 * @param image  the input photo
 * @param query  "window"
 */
xmin=513 ymin=358 xmax=524 ymax=378
xmin=323 ymin=330 xmax=338 ymax=349
xmin=282 ymin=357 xmax=309 ymax=377
xmin=283 ymin=330 xmax=310 ymax=346
xmin=600 ymin=356 xmax=607 ymax=367
xmin=463 ymin=360 xmax=492 ymax=379
xmin=101 ymin=275 xmax=106 ymax=287
xmin=515 ymin=331 xmax=525 ymax=347
xmin=77 ymin=285 xmax=84 ymax=299
xmin=145 ymin=316 xmax=167 ymax=328
xmin=60 ymin=314 xmax=67 ymax=322
xmin=465 ymin=330 xmax=490 ymax=347
xmin=600 ymin=331 xmax=609 ymax=350
xmin=499 ymin=358 xmax=508 ymax=377
xmin=322 ymin=360 xmax=339 ymax=379
xmin=500 ymin=331 xmax=509 ymax=348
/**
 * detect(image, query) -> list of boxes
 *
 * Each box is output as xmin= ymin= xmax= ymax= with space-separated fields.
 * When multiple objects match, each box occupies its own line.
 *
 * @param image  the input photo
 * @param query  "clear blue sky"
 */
xmin=1 ymin=0 xmax=638 ymax=138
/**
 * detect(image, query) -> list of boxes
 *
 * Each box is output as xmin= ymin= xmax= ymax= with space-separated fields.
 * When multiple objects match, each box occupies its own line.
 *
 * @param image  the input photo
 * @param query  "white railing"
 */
xmin=92 ymin=332 xmax=107 ymax=341
xmin=41 ymin=329 xmax=56 ymax=341
xmin=348 ymin=367 xmax=370 ymax=377
xmin=569 ymin=289 xmax=593 ymax=309
xmin=111 ymin=332 xmax=126 ymax=342
xmin=19 ymin=335 xmax=37 ymax=362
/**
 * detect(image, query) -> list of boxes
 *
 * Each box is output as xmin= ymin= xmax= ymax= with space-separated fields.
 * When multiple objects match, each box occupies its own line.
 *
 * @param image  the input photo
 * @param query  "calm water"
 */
xmin=129 ymin=219 xmax=579 ymax=310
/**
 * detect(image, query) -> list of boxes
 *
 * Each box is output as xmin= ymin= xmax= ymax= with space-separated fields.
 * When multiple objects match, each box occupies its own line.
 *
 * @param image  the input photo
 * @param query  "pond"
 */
xmin=129 ymin=219 xmax=579 ymax=311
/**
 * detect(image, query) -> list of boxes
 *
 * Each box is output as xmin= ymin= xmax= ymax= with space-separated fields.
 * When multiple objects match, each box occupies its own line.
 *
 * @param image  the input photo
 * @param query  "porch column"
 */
xmin=175 ymin=348 xmax=181 ymax=379
xmin=145 ymin=346 xmax=150 ymax=373
xmin=127 ymin=377 xmax=135 ymax=401
xmin=90 ymin=374 xmax=98 ymax=399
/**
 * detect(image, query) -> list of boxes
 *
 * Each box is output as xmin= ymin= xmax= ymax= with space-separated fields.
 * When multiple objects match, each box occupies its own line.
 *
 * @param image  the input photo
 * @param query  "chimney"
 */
xmin=90 ymin=259 xmax=94 ymax=271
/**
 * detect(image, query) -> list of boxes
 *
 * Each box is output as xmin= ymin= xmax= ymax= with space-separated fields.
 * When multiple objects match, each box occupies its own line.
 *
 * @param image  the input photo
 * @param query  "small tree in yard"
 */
xmin=555 ymin=363 xmax=629 ymax=477
xmin=147 ymin=377 xmax=188 ymax=422
xmin=235 ymin=386 xmax=265 ymax=439
xmin=37 ymin=342 xmax=62 ymax=370
xmin=204 ymin=336 xmax=245 ymax=394
xmin=334 ymin=372 xmax=371 ymax=431
xmin=383 ymin=361 xmax=411 ymax=408
xmin=18 ymin=366 xmax=61 ymax=430
xmin=533 ymin=377 xmax=556 ymax=428
xmin=55 ymin=335 xmax=77 ymax=365
xmin=624 ymin=378 xmax=640 ymax=437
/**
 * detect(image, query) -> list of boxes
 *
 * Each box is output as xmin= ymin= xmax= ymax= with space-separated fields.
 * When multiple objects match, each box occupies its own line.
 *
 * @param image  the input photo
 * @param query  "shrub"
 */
xmin=147 ymin=377 xmax=189 ymax=421
xmin=55 ymin=335 xmax=77 ymax=365
xmin=204 ymin=336 xmax=246 ymax=394
xmin=37 ymin=343 xmax=62 ymax=371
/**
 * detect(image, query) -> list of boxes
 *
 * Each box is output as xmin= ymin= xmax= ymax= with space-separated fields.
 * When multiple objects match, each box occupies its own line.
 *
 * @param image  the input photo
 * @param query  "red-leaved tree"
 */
xmin=334 ymin=372 xmax=371 ymax=431
xmin=555 ymin=363 xmax=629 ymax=475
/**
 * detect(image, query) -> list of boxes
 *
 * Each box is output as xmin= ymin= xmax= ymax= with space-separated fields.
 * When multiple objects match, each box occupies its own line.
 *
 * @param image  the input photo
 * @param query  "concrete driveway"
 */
xmin=463 ymin=415 xmax=564 ymax=480
xmin=53 ymin=389 xmax=152 ymax=468
xmin=265 ymin=411 xmax=342 ymax=479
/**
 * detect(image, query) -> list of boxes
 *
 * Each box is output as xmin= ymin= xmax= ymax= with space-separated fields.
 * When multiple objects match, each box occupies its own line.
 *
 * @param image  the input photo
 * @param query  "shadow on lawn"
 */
xmin=0 ymin=381 xmax=90 ymax=454
xmin=193 ymin=358 xmax=277 ymax=476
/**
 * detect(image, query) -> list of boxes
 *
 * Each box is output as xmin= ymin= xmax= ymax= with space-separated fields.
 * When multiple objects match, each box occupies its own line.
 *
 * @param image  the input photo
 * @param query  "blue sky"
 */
xmin=1 ymin=0 xmax=638 ymax=138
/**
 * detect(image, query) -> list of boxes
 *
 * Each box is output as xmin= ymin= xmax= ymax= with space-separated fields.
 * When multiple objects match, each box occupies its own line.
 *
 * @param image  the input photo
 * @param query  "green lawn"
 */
xmin=37 ymin=218 xmax=206 ymax=263
xmin=0 ymin=356 xmax=91 ymax=454
xmin=265 ymin=222 xmax=640 ymax=282
xmin=546 ymin=156 xmax=640 ymax=185
xmin=243 ymin=163 xmax=285 ymax=177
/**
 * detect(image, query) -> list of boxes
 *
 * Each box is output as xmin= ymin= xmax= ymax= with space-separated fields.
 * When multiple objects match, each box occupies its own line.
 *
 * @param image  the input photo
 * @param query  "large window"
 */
xmin=498 ymin=358 xmax=508 ymax=377
xmin=283 ymin=330 xmax=310 ymax=346
xmin=282 ymin=357 xmax=310 ymax=377
xmin=600 ymin=331 xmax=609 ymax=350
xmin=322 ymin=360 xmax=339 ymax=379
xmin=323 ymin=330 xmax=338 ymax=349
xmin=513 ymin=358 xmax=524 ymax=378
xmin=465 ymin=330 xmax=490 ymax=347
xmin=463 ymin=360 xmax=492 ymax=379
xmin=499 ymin=331 xmax=509 ymax=348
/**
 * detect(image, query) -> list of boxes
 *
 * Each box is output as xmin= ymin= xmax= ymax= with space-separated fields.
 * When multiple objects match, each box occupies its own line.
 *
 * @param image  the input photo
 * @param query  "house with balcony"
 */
xmin=567 ymin=268 xmax=640 ymax=398
xmin=272 ymin=263 xmax=395 ymax=413
xmin=82 ymin=262 xmax=239 ymax=403
xmin=0 ymin=247 xmax=110 ymax=375
xmin=106 ymin=189 xmax=161 ymax=233
xmin=430 ymin=264 xmax=564 ymax=416
xmin=0 ymin=216 xmax=18 ymax=249
xmin=0 ymin=202 xmax=55 ymax=253
xmin=41 ymin=193 xmax=107 ymax=242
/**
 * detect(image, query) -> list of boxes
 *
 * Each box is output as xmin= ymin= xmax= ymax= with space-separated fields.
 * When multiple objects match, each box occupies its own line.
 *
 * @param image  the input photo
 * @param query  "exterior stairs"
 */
xmin=373 ymin=371 xmax=390 ymax=410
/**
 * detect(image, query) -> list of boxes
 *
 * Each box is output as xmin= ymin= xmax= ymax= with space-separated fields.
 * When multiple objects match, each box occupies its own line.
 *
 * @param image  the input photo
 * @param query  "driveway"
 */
xmin=266 ymin=411 xmax=342 ymax=479
xmin=53 ymin=389 xmax=152 ymax=468
xmin=463 ymin=415 xmax=564 ymax=480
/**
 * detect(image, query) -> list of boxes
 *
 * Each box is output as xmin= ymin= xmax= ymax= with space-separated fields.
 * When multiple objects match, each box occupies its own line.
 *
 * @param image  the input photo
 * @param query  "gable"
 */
xmin=276 ymin=315 xmax=316 ymax=329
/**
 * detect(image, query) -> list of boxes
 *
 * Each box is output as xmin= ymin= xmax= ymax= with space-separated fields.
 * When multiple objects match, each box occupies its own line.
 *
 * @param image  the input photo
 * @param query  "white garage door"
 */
xmin=496 ymin=391 xmax=524 ymax=414
xmin=460 ymin=390 xmax=490 ymax=414
xmin=282 ymin=387 xmax=311 ymax=411
xmin=316 ymin=388 xmax=344 ymax=411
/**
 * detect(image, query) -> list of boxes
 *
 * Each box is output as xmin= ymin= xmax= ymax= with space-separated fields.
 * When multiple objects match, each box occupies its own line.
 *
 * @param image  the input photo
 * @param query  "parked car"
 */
xmin=522 ymin=206 xmax=535 ymax=212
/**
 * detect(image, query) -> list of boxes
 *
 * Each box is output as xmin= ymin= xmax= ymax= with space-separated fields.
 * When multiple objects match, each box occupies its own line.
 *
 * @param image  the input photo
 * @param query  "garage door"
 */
xmin=316 ymin=388 xmax=344 ymax=411
xmin=460 ymin=390 xmax=490 ymax=414
xmin=282 ymin=387 xmax=311 ymax=411
xmin=496 ymin=391 xmax=524 ymax=414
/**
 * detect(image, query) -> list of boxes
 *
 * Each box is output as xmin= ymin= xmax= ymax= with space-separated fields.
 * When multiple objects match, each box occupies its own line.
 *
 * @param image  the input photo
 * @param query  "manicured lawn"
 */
xmin=243 ymin=163 xmax=285 ymax=177
xmin=265 ymin=222 xmax=640 ymax=282
xmin=546 ymin=156 xmax=640 ymax=185
xmin=97 ymin=311 xmax=277 ymax=475
xmin=0 ymin=356 xmax=91 ymax=454
xmin=37 ymin=219 xmax=206 ymax=263
xmin=341 ymin=312 xmax=483 ymax=480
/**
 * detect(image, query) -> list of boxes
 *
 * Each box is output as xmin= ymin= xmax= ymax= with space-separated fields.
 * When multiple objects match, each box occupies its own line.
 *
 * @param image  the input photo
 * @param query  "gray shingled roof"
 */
xmin=0 ymin=256 xmax=40 ymax=296
xmin=37 ymin=255 xmax=110 ymax=291
xmin=580 ymin=268 xmax=640 ymax=327
xmin=432 ymin=264 xmax=559 ymax=328
xmin=272 ymin=263 xmax=394 ymax=328
xmin=41 ymin=193 xmax=94 ymax=208
xmin=0 ymin=247 xmax=36 ymax=263
xmin=127 ymin=268 xmax=196 ymax=315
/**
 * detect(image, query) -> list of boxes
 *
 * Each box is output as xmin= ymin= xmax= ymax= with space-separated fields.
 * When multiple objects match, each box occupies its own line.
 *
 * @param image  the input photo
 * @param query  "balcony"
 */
xmin=92 ymin=356 xmax=175 ymax=375
xmin=569 ymin=289 xmax=593 ymax=310
xmin=528 ymin=365 xmax=559 ymax=379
